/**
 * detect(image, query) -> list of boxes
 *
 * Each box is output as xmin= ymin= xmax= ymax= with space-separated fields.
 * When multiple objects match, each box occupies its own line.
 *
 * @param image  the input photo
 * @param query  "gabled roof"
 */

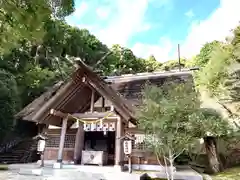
xmin=15 ymin=60 xmax=135 ymax=126
xmin=95 ymin=70 xmax=194 ymax=107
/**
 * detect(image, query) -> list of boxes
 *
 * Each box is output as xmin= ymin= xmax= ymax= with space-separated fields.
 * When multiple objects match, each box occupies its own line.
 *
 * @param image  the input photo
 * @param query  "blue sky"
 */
xmin=66 ymin=0 xmax=240 ymax=62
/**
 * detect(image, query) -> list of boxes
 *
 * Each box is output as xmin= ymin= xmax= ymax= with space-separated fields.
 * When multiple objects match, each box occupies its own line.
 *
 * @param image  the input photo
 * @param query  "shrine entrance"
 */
xmin=84 ymin=131 xmax=115 ymax=165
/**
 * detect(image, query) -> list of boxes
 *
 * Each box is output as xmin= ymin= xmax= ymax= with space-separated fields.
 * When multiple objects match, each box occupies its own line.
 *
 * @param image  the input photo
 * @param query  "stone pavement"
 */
xmin=1 ymin=164 xmax=203 ymax=180
xmin=0 ymin=167 xmax=140 ymax=180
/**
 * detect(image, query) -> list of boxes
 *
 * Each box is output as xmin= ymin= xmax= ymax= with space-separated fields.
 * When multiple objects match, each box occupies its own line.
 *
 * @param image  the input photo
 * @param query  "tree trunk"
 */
xmin=204 ymin=136 xmax=222 ymax=174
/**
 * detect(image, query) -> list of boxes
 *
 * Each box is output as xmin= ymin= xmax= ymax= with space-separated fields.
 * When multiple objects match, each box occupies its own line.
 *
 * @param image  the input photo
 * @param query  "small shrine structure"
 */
xmin=16 ymin=60 xmax=193 ymax=170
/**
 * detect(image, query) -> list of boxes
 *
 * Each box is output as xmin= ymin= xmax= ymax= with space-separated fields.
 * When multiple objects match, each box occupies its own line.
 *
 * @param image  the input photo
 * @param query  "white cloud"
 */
xmin=72 ymin=2 xmax=88 ymax=19
xmin=181 ymin=0 xmax=240 ymax=58
xmin=185 ymin=10 xmax=194 ymax=18
xmin=97 ymin=0 xmax=150 ymax=46
xmin=95 ymin=0 xmax=171 ymax=47
xmin=96 ymin=7 xmax=111 ymax=20
xmin=133 ymin=0 xmax=240 ymax=62
xmin=132 ymin=37 xmax=174 ymax=62
xmin=66 ymin=0 xmax=171 ymax=53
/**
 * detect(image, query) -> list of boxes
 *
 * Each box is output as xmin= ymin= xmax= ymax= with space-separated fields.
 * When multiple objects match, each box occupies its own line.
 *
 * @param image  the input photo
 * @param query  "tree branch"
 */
xmin=217 ymin=101 xmax=235 ymax=117
xmin=217 ymin=101 xmax=240 ymax=129
xmin=173 ymin=148 xmax=186 ymax=160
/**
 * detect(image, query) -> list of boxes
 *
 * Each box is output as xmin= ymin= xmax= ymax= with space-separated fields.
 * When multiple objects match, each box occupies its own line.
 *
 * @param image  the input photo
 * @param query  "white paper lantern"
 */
xmin=102 ymin=122 xmax=109 ymax=131
xmin=37 ymin=140 xmax=46 ymax=152
xmin=123 ymin=140 xmax=132 ymax=155
xmin=84 ymin=124 xmax=91 ymax=131
xmin=96 ymin=122 xmax=103 ymax=131
xmin=90 ymin=122 xmax=97 ymax=131
xmin=108 ymin=122 xmax=116 ymax=131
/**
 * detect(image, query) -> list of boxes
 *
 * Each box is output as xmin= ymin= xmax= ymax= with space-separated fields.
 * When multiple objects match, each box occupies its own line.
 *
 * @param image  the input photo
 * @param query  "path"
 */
xmin=0 ymin=167 xmax=140 ymax=180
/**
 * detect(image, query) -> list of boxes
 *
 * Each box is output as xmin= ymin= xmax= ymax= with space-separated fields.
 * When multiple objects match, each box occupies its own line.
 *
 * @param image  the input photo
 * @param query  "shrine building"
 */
xmin=16 ymin=60 xmax=193 ymax=170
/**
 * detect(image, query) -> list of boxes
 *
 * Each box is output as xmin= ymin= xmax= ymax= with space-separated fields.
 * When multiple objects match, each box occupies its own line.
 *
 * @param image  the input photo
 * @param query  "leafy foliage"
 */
xmin=195 ymin=45 xmax=232 ymax=97
xmin=137 ymin=80 xmax=232 ymax=171
xmin=0 ymin=0 xmax=75 ymax=53
xmin=0 ymin=70 xmax=20 ymax=141
xmin=193 ymin=41 xmax=222 ymax=67
xmin=188 ymin=108 xmax=232 ymax=137
xmin=195 ymin=25 xmax=240 ymax=128
xmin=137 ymin=82 xmax=199 ymax=163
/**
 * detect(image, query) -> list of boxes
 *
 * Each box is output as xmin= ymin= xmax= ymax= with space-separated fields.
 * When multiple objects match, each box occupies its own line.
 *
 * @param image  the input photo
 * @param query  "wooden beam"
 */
xmin=115 ymin=116 xmax=124 ymax=169
xmin=125 ymin=127 xmax=144 ymax=134
xmin=50 ymin=109 xmax=68 ymax=118
xmin=72 ymin=111 xmax=116 ymax=119
xmin=110 ymin=105 xmax=114 ymax=111
xmin=57 ymin=117 xmax=68 ymax=163
xmin=86 ymin=77 xmax=132 ymax=121
xmin=74 ymin=122 xmax=84 ymax=164
xmin=50 ymin=109 xmax=118 ymax=121
xmin=101 ymin=97 xmax=105 ymax=112
xmin=90 ymin=90 xmax=95 ymax=112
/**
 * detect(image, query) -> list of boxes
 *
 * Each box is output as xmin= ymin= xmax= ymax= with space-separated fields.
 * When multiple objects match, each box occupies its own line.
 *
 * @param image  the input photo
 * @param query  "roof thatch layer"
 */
xmin=16 ymin=63 xmax=195 ymax=127
xmin=15 ymin=81 xmax=65 ymax=121
xmin=15 ymin=60 xmax=135 ymax=126
xmin=95 ymin=70 xmax=194 ymax=107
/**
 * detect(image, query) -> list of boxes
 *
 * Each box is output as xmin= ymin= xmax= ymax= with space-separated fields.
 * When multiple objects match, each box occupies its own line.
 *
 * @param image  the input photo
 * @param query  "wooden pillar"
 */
xmin=90 ymin=90 xmax=95 ymax=112
xmin=57 ymin=117 xmax=68 ymax=162
xmin=74 ymin=122 xmax=84 ymax=164
xmin=115 ymin=117 xmax=124 ymax=170
xmin=101 ymin=97 xmax=105 ymax=112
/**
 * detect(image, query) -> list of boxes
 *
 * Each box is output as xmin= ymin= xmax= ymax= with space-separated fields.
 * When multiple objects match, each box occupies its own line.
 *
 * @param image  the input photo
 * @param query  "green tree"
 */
xmin=193 ymin=41 xmax=222 ymax=67
xmin=159 ymin=59 xmax=187 ymax=71
xmin=137 ymin=82 xmax=198 ymax=179
xmin=145 ymin=55 xmax=162 ymax=72
xmin=137 ymin=81 xmax=232 ymax=175
xmin=188 ymin=108 xmax=232 ymax=173
xmin=0 ymin=0 xmax=75 ymax=53
xmin=0 ymin=70 xmax=20 ymax=141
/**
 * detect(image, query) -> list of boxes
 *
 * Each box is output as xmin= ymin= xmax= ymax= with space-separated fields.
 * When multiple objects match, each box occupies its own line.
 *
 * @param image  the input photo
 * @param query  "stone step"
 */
xmin=0 ymin=157 xmax=23 ymax=160
xmin=19 ymin=168 xmax=43 ymax=176
xmin=0 ymin=160 xmax=22 ymax=164
xmin=0 ymin=154 xmax=22 ymax=157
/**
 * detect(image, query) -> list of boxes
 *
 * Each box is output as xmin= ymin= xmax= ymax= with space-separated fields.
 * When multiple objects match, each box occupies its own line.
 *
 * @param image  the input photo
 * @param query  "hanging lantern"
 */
xmin=123 ymin=140 xmax=132 ymax=155
xmin=37 ymin=139 xmax=46 ymax=152
xmin=35 ymin=134 xmax=47 ymax=152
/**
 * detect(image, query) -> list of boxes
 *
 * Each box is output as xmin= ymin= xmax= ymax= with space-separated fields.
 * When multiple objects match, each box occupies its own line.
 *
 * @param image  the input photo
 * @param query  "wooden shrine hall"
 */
xmin=16 ymin=59 xmax=193 ymax=169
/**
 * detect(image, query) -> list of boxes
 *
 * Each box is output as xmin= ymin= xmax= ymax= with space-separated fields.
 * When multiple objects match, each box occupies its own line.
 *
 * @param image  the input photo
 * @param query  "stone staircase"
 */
xmin=0 ymin=138 xmax=39 ymax=164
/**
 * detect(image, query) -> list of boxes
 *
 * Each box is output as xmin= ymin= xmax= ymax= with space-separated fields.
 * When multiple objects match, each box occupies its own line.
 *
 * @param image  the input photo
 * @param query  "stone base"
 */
xmin=125 ymin=164 xmax=176 ymax=172
xmin=53 ymin=162 xmax=62 ymax=169
xmin=114 ymin=165 xmax=123 ymax=172
xmin=19 ymin=168 xmax=43 ymax=176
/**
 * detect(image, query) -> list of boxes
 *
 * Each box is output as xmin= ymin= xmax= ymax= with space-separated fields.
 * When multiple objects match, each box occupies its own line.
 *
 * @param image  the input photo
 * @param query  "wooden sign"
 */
xmin=123 ymin=140 xmax=132 ymax=155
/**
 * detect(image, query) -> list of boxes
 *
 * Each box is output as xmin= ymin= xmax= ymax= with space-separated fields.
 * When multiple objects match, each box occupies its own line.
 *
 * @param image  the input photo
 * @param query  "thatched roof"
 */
xmin=95 ymin=70 xmax=194 ymax=107
xmin=16 ymin=66 xmax=195 ymax=127
xmin=15 ymin=60 xmax=135 ymax=126
xmin=15 ymin=81 xmax=65 ymax=121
